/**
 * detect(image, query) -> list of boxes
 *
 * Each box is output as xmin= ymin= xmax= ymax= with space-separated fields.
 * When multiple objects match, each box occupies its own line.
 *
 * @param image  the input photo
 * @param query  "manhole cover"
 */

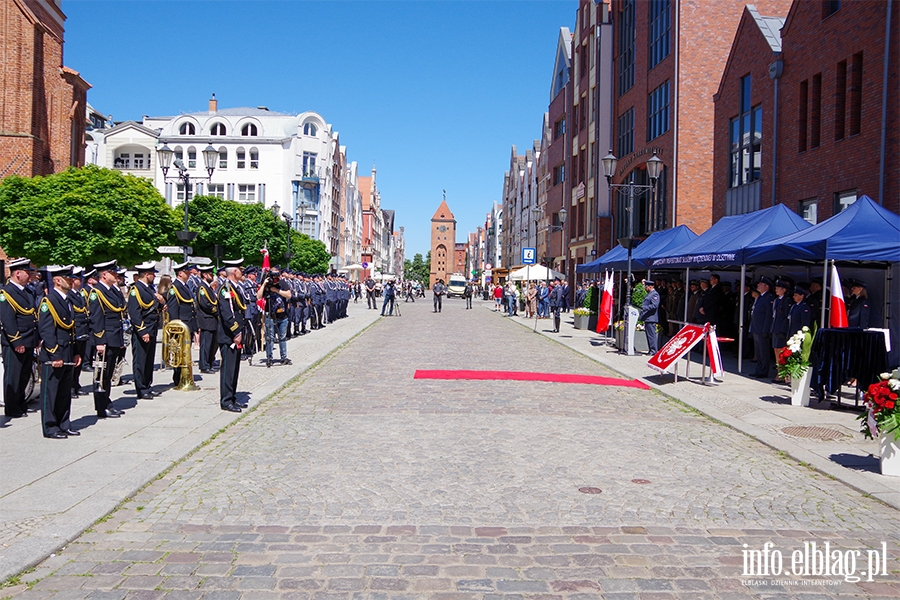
xmin=631 ymin=479 xmax=652 ymax=484
xmin=578 ymin=487 xmax=603 ymax=494
xmin=781 ymin=426 xmax=848 ymax=441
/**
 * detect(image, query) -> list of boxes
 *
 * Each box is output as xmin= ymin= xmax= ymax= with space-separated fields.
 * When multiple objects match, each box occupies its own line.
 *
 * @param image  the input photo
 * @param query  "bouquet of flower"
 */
xmin=777 ymin=326 xmax=813 ymax=380
xmin=858 ymin=371 xmax=900 ymax=441
xmin=573 ymin=307 xmax=592 ymax=316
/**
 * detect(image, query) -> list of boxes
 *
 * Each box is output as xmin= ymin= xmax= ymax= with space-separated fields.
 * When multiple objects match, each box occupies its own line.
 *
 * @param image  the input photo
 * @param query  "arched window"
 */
xmin=250 ymin=148 xmax=259 ymax=169
xmin=187 ymin=147 xmax=197 ymax=169
xmin=174 ymin=145 xmax=184 ymax=163
xmin=179 ymin=122 xmax=195 ymax=135
xmin=241 ymin=123 xmax=258 ymax=136
xmin=210 ymin=122 xmax=227 ymax=136
xmin=218 ymin=147 xmax=227 ymax=170
xmin=303 ymin=122 xmax=317 ymax=136
xmin=236 ymin=147 xmax=246 ymax=169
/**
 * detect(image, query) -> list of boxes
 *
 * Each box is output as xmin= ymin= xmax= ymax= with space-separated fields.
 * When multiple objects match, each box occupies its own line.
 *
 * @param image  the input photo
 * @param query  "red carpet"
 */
xmin=414 ymin=369 xmax=651 ymax=390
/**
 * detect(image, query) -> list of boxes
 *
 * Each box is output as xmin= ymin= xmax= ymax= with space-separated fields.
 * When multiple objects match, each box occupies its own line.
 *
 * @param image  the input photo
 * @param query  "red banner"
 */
xmin=647 ymin=324 xmax=706 ymax=374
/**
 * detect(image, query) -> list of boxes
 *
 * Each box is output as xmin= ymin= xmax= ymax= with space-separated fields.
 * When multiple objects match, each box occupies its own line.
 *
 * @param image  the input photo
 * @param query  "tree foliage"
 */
xmin=188 ymin=195 xmax=330 ymax=273
xmin=0 ymin=165 xmax=180 ymax=266
xmin=403 ymin=252 xmax=431 ymax=285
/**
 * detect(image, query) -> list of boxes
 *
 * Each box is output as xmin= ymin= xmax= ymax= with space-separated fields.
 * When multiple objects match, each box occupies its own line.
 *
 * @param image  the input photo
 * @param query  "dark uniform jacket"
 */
xmin=166 ymin=279 xmax=197 ymax=332
xmin=127 ymin=281 xmax=160 ymax=338
xmin=788 ymin=300 xmax=811 ymax=336
xmin=89 ymin=282 xmax=126 ymax=347
xmin=69 ymin=288 xmax=91 ymax=340
xmin=771 ymin=293 xmax=793 ymax=345
xmin=38 ymin=290 xmax=76 ymax=363
xmin=698 ymin=284 xmax=723 ymax=325
xmin=639 ymin=289 xmax=661 ymax=323
xmin=0 ymin=282 xmax=38 ymax=348
xmin=848 ymin=295 xmax=871 ymax=328
xmin=217 ymin=281 xmax=248 ymax=344
xmin=749 ymin=291 xmax=774 ymax=334
xmin=196 ymin=281 xmax=219 ymax=332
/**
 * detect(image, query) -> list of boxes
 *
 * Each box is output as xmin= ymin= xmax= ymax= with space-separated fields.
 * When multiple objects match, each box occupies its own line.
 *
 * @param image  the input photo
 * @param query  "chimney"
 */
xmin=209 ymin=93 xmax=217 ymax=113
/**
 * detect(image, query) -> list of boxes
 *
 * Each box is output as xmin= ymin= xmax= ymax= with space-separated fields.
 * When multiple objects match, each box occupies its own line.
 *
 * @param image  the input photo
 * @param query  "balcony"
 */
xmin=299 ymin=167 xmax=321 ymax=189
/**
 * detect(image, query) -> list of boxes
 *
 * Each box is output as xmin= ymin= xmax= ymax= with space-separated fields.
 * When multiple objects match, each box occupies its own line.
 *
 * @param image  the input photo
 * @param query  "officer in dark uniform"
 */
xmin=788 ymin=285 xmax=812 ymax=337
xmin=37 ymin=265 xmax=81 ymax=438
xmin=1 ymin=258 xmax=39 ymax=418
xmin=127 ymin=261 xmax=162 ymax=399
xmin=69 ymin=267 xmax=91 ymax=396
xmin=639 ymin=279 xmax=660 ymax=354
xmin=166 ymin=262 xmax=198 ymax=385
xmin=297 ymin=273 xmax=310 ymax=334
xmin=195 ymin=266 xmax=219 ymax=374
xmin=749 ymin=276 xmax=775 ymax=378
xmin=770 ymin=279 xmax=793 ymax=382
xmin=312 ymin=275 xmax=327 ymax=328
xmin=365 ymin=276 xmax=377 ymax=309
xmin=697 ymin=273 xmax=723 ymax=325
xmin=187 ymin=265 xmax=202 ymax=297
xmin=89 ymin=260 xmax=126 ymax=418
xmin=847 ymin=279 xmax=871 ymax=328
xmin=807 ymin=277 xmax=824 ymax=328
xmin=217 ymin=259 xmax=248 ymax=412
xmin=550 ymin=279 xmax=565 ymax=333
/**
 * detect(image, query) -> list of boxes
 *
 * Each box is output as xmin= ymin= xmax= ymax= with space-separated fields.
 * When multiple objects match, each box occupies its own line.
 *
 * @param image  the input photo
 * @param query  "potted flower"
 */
xmin=777 ymin=326 xmax=813 ymax=406
xmin=858 ymin=370 xmax=900 ymax=477
xmin=573 ymin=307 xmax=592 ymax=329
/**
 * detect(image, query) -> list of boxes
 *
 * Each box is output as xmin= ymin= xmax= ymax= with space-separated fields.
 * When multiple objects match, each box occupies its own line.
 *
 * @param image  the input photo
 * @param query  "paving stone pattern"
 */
xmin=6 ymin=299 xmax=899 ymax=599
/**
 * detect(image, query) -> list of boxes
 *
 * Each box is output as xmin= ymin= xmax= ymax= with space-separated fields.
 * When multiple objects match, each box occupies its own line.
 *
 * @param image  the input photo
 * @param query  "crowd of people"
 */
xmin=491 ymin=279 xmax=570 ymax=332
xmin=1 ymin=257 xmax=355 ymax=439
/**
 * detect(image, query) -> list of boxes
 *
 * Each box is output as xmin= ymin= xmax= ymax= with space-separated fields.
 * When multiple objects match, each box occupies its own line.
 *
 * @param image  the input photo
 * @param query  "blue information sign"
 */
xmin=522 ymin=247 xmax=537 ymax=265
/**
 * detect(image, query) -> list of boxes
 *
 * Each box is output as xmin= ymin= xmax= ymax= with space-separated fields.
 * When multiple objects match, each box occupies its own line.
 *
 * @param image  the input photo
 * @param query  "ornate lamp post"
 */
xmin=157 ymin=142 xmax=218 ymax=263
xmin=271 ymin=202 xmax=294 ymax=265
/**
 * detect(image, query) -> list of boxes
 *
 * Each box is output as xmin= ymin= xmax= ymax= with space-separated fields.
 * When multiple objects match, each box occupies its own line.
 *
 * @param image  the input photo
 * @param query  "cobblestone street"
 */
xmin=5 ymin=299 xmax=899 ymax=599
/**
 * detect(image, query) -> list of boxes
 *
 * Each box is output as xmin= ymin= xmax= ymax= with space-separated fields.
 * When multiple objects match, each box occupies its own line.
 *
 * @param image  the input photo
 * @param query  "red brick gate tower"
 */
xmin=429 ymin=195 xmax=456 ymax=289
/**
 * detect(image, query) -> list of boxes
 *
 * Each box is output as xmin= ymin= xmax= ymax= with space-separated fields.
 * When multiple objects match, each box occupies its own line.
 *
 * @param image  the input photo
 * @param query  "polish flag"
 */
xmin=596 ymin=271 xmax=615 ymax=333
xmin=706 ymin=326 xmax=724 ymax=381
xmin=261 ymin=242 xmax=271 ymax=270
xmin=829 ymin=263 xmax=848 ymax=328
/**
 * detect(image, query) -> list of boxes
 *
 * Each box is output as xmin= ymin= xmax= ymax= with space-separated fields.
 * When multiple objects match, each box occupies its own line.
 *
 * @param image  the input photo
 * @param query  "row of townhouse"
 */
xmin=475 ymin=0 xmax=897 ymax=285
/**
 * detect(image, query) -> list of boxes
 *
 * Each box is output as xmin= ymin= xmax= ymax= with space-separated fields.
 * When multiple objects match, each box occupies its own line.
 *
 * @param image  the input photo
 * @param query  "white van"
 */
xmin=446 ymin=274 xmax=468 ymax=298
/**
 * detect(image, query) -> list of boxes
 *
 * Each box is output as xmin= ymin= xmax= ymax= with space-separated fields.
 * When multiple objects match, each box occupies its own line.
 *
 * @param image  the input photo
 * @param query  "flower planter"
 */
xmin=573 ymin=314 xmax=590 ymax=330
xmin=880 ymin=432 xmax=900 ymax=477
xmin=790 ymin=368 xmax=813 ymax=407
xmin=588 ymin=314 xmax=599 ymax=331
xmin=615 ymin=329 xmax=625 ymax=350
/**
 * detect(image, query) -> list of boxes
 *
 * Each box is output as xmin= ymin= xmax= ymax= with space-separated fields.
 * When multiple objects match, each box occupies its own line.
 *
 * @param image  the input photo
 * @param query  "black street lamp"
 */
xmin=602 ymin=150 xmax=663 ymax=313
xmin=158 ymin=142 xmax=218 ymax=263
xmin=271 ymin=202 xmax=294 ymax=265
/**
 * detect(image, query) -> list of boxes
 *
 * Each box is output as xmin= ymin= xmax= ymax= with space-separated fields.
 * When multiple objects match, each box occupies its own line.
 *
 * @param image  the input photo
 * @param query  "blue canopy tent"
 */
xmin=577 ymin=225 xmax=698 ymax=273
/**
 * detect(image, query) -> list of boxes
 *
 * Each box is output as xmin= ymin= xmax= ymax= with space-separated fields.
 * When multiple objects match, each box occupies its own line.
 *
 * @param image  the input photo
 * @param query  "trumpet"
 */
xmin=93 ymin=347 xmax=107 ymax=393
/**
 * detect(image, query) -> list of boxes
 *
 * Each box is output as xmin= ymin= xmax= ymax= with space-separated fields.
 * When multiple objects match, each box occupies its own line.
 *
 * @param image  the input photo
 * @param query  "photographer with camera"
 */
xmin=256 ymin=268 xmax=292 ymax=368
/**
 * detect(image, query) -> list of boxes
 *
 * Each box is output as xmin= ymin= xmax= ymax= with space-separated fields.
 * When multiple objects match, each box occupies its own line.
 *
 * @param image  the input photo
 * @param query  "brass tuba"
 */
xmin=162 ymin=319 xmax=199 ymax=391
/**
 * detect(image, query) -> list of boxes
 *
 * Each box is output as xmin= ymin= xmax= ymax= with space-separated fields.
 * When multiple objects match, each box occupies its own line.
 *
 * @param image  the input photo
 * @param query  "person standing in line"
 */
xmin=847 ymin=279 xmax=871 ymax=328
xmin=217 ymin=260 xmax=248 ymax=412
xmin=196 ymin=266 xmax=220 ymax=374
xmin=639 ymin=279 xmax=660 ymax=355
xmin=1 ymin=258 xmax=38 ymax=419
xmin=550 ymin=279 xmax=565 ymax=332
xmin=89 ymin=260 xmax=126 ymax=419
xmin=433 ymin=279 xmax=446 ymax=313
xmin=127 ymin=261 xmax=163 ymax=399
xmin=37 ymin=265 xmax=81 ymax=438
xmin=69 ymin=267 xmax=90 ymax=397
xmin=749 ymin=276 xmax=775 ymax=378
xmin=365 ymin=276 xmax=377 ymax=310
xmin=166 ymin=262 xmax=198 ymax=386
xmin=788 ymin=285 xmax=812 ymax=337
xmin=771 ymin=279 xmax=793 ymax=383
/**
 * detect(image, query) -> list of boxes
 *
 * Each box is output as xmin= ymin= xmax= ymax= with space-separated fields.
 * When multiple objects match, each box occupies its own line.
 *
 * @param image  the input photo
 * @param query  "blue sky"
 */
xmin=63 ymin=0 xmax=575 ymax=258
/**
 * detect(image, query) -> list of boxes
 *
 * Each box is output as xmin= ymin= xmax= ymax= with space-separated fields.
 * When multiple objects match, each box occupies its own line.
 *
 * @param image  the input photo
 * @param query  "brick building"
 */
xmin=429 ymin=197 xmax=456 ymax=288
xmin=714 ymin=0 xmax=899 ymax=223
xmin=1 ymin=0 xmax=90 ymax=178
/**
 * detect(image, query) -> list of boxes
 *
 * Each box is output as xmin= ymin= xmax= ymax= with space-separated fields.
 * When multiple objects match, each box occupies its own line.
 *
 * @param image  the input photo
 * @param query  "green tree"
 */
xmin=404 ymin=252 xmax=431 ymax=284
xmin=0 ymin=165 xmax=180 ymax=266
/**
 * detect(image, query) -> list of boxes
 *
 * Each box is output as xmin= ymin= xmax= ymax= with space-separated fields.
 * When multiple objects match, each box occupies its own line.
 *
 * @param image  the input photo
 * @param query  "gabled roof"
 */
xmin=747 ymin=5 xmax=785 ymax=52
xmin=104 ymin=120 xmax=159 ymax=137
xmin=715 ymin=5 xmax=786 ymax=99
xmin=432 ymin=199 xmax=455 ymax=222
xmin=550 ymin=27 xmax=573 ymax=101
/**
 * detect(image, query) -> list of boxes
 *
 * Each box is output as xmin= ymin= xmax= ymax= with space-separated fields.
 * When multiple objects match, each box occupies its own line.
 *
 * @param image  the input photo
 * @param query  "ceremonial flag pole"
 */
xmin=829 ymin=261 xmax=848 ymax=328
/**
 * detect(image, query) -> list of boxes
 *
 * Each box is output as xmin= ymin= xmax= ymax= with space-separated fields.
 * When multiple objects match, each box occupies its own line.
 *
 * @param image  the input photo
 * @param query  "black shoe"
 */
xmin=64 ymin=429 xmax=81 ymax=436
xmin=266 ymin=358 xmax=272 ymax=368
xmin=97 ymin=410 xmax=121 ymax=419
xmin=45 ymin=431 xmax=67 ymax=439
xmin=148 ymin=390 xmax=161 ymax=397
xmin=235 ymin=401 xmax=248 ymax=409
xmin=6 ymin=412 xmax=27 ymax=418
xmin=221 ymin=403 xmax=242 ymax=413
xmin=281 ymin=358 xmax=292 ymax=365
xmin=200 ymin=369 xmax=214 ymax=374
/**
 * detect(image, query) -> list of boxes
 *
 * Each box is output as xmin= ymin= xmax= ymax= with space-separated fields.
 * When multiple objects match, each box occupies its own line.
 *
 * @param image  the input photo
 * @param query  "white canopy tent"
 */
xmin=508 ymin=264 xmax=566 ymax=281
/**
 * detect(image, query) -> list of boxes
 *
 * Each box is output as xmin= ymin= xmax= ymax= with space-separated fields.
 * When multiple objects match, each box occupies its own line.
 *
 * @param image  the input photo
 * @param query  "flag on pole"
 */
xmin=706 ymin=325 xmax=724 ymax=381
xmin=261 ymin=241 xmax=270 ymax=270
xmin=829 ymin=262 xmax=848 ymax=328
xmin=596 ymin=270 xmax=614 ymax=333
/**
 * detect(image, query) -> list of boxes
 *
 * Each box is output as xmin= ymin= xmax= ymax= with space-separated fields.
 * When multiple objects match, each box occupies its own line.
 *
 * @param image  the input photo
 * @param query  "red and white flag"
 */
xmin=706 ymin=325 xmax=724 ymax=381
xmin=261 ymin=242 xmax=271 ymax=270
xmin=829 ymin=263 xmax=848 ymax=328
xmin=596 ymin=270 xmax=614 ymax=333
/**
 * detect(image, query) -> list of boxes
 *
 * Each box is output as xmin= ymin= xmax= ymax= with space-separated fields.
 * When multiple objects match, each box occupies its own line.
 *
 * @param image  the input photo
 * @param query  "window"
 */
xmin=615 ymin=167 xmax=667 ymax=238
xmin=617 ymin=0 xmax=635 ymax=96
xmin=729 ymin=75 xmax=762 ymax=187
xmin=238 ymin=184 xmax=256 ymax=202
xmin=553 ymin=164 xmax=565 ymax=185
xmin=823 ymin=0 xmax=840 ymax=18
xmin=207 ymin=184 xmax=225 ymax=199
xmin=179 ymin=122 xmax=195 ymax=135
xmin=241 ymin=123 xmax=258 ymax=136
xmin=800 ymin=199 xmax=818 ymax=224
xmin=616 ymin=108 xmax=634 ymax=159
xmin=133 ymin=153 xmax=145 ymax=170
xmin=798 ymin=80 xmax=808 ymax=152
xmin=648 ymin=0 xmax=670 ymax=70
xmin=810 ymin=73 xmax=822 ymax=148
xmin=303 ymin=123 xmax=317 ymax=136
xmin=187 ymin=148 xmax=196 ymax=169
xmin=174 ymin=147 xmax=183 ymax=163
xmin=647 ymin=80 xmax=670 ymax=141
xmin=580 ymin=98 xmax=587 ymax=130
xmin=555 ymin=117 xmax=566 ymax=140
xmin=176 ymin=183 xmax=193 ymax=203
xmin=835 ymin=189 xmax=857 ymax=213
xmin=114 ymin=153 xmax=129 ymax=169
xmin=218 ymin=148 xmax=227 ymax=170
xmin=236 ymin=148 xmax=246 ymax=169
xmin=848 ymin=52 xmax=863 ymax=136
xmin=210 ymin=123 xmax=226 ymax=136
xmin=250 ymin=148 xmax=259 ymax=169
xmin=303 ymin=152 xmax=317 ymax=177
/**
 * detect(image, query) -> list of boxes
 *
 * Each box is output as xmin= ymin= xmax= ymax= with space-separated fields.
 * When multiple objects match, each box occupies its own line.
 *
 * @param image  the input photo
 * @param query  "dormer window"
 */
xmin=210 ymin=123 xmax=226 ymax=136
xmin=303 ymin=123 xmax=317 ymax=136
xmin=241 ymin=123 xmax=258 ymax=136
xmin=179 ymin=122 xmax=195 ymax=135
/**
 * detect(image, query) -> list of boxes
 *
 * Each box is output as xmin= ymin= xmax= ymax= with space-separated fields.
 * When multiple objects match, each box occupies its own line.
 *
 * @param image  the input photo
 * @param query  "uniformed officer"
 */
xmin=69 ymin=267 xmax=91 ymax=396
xmin=749 ymin=276 xmax=775 ymax=378
xmin=187 ymin=265 xmax=202 ymax=297
xmin=89 ymin=260 xmax=126 ymax=418
xmin=312 ymin=275 xmax=327 ymax=328
xmin=37 ymin=265 xmax=81 ymax=438
xmin=217 ymin=259 xmax=249 ymax=412
xmin=1 ymin=258 xmax=39 ymax=418
xmin=639 ymin=279 xmax=660 ymax=355
xmin=771 ymin=279 xmax=793 ymax=383
xmin=297 ymin=273 xmax=310 ymax=335
xmin=240 ymin=267 xmax=262 ymax=357
xmin=847 ymin=279 xmax=871 ymax=328
xmin=550 ymin=278 xmax=565 ymax=333
xmin=166 ymin=262 xmax=198 ymax=385
xmin=788 ymin=285 xmax=812 ymax=337
xmin=195 ymin=266 xmax=219 ymax=373
xmin=81 ymin=268 xmax=98 ymax=372
xmin=127 ymin=261 xmax=163 ymax=399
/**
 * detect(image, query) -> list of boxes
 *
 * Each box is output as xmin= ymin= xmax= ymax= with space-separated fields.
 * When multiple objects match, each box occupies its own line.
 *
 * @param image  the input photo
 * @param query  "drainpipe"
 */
xmin=769 ymin=58 xmax=784 ymax=207
xmin=671 ymin=1 xmax=679 ymax=226
xmin=878 ymin=0 xmax=893 ymax=205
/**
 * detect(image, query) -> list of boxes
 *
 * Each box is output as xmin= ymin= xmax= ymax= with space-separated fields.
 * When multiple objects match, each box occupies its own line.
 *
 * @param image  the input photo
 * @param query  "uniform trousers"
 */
xmin=752 ymin=333 xmax=772 ymax=377
xmin=367 ymin=291 xmax=377 ymax=309
xmin=465 ymin=295 xmax=473 ymax=309
xmin=434 ymin=295 xmax=443 ymax=312
xmin=219 ymin=342 xmax=241 ymax=408
xmin=199 ymin=329 xmax=217 ymax=371
xmin=93 ymin=346 xmax=124 ymax=413
xmin=644 ymin=323 xmax=659 ymax=355
xmin=131 ymin=333 xmax=156 ymax=397
xmin=3 ymin=345 xmax=35 ymax=416
xmin=41 ymin=363 xmax=73 ymax=435
xmin=72 ymin=339 xmax=87 ymax=392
